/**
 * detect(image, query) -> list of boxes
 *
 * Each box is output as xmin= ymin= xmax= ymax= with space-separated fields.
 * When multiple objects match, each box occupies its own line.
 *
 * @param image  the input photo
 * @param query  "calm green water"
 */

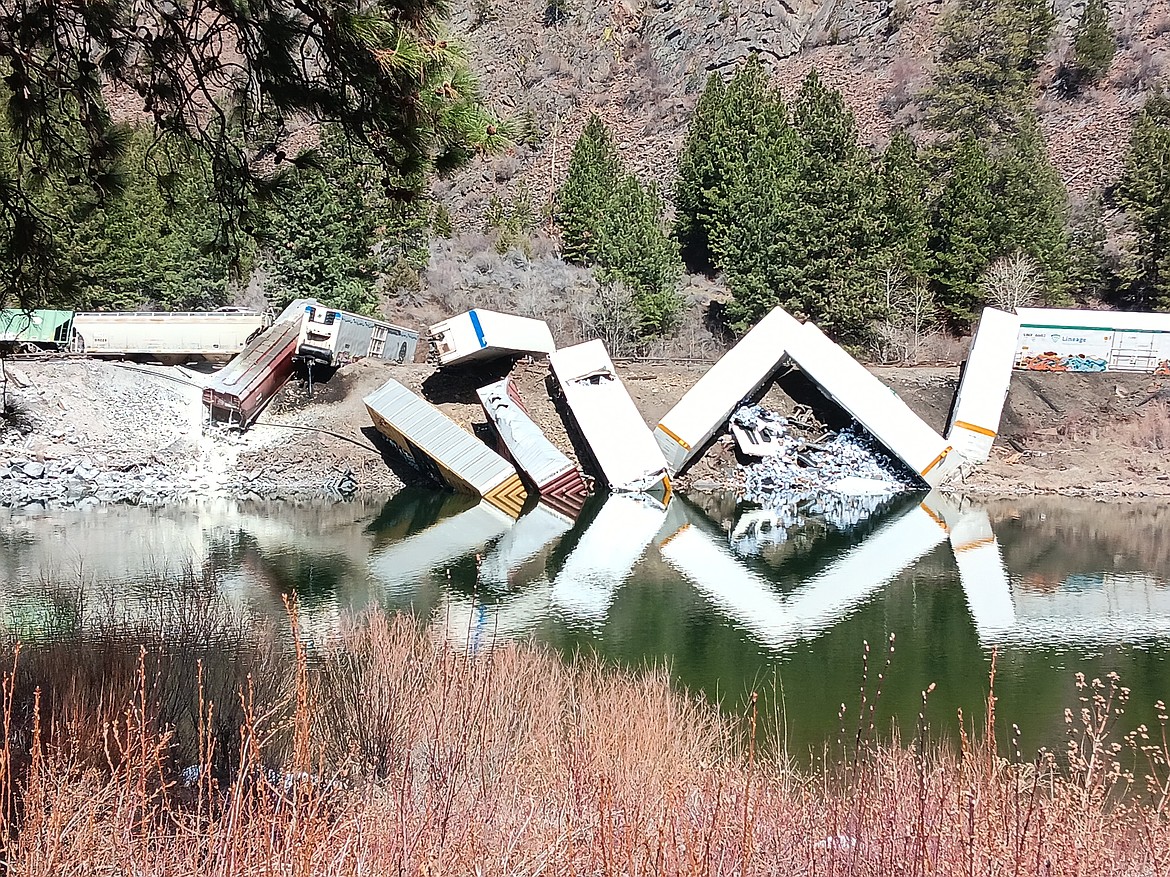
xmin=2 ymin=491 xmax=1168 ymax=757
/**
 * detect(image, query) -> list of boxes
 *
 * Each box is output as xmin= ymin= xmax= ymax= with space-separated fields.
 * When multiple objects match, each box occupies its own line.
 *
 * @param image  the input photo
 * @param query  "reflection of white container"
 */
xmin=549 ymin=340 xmax=670 ymax=493
xmin=550 ymin=493 xmax=668 ymax=625
xmin=479 ymin=502 xmax=575 ymax=589
xmin=947 ymin=307 xmax=1022 ymax=463
xmin=367 ymin=501 xmax=514 ymax=596
xmin=1014 ymin=307 xmax=1170 ymax=374
xmin=655 ymin=307 xmax=792 ymax=474
xmin=428 ymin=309 xmax=555 ymax=366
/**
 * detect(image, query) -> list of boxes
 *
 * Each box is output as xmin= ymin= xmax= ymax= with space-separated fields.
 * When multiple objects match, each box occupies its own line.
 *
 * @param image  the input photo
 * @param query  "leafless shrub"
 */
xmin=981 ymin=251 xmax=1041 ymax=311
xmin=872 ymin=268 xmax=940 ymax=364
xmin=1123 ymin=402 xmax=1170 ymax=450
xmin=1151 ymin=14 xmax=1170 ymax=38
xmin=575 ymin=280 xmax=641 ymax=357
xmin=491 ymin=154 xmax=523 ymax=183
xmin=1110 ymin=43 xmax=1160 ymax=91
xmin=639 ymin=301 xmax=723 ymax=360
xmin=881 ymin=57 xmax=928 ymax=118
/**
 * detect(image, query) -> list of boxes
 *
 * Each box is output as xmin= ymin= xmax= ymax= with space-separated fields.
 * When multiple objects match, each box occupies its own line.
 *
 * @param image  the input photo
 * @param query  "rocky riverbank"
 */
xmin=2 ymin=355 xmax=1169 ymax=510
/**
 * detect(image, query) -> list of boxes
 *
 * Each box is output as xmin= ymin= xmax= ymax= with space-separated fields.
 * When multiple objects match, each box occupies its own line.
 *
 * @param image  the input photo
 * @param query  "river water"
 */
xmin=2 ymin=491 xmax=1168 ymax=758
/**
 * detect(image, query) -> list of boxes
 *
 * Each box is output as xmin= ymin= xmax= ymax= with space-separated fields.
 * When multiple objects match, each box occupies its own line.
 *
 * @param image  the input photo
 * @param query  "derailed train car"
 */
xmin=296 ymin=304 xmax=419 ymax=367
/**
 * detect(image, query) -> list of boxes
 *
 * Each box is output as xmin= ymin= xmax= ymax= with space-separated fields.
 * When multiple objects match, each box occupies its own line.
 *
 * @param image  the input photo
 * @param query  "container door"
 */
xmin=1110 ymin=331 xmax=1159 ymax=372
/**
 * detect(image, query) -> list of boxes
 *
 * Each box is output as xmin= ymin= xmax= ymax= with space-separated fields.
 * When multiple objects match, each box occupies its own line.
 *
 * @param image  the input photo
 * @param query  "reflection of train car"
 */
xmin=0 ymin=307 xmax=269 ymax=361
xmin=295 ymin=304 xmax=419 ymax=367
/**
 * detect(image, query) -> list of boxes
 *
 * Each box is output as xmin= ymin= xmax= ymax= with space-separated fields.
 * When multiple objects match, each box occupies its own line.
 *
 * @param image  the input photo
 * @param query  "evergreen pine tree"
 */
xmin=1117 ymin=93 xmax=1170 ymax=310
xmin=927 ymin=0 xmax=1056 ymax=141
xmin=929 ymin=135 xmax=999 ymax=325
xmin=594 ymin=175 xmax=683 ymax=336
xmin=878 ymin=130 xmax=932 ymax=284
xmin=554 ymin=116 xmax=624 ymax=265
xmin=1069 ymin=0 xmax=1115 ymax=89
xmin=719 ymin=70 xmax=883 ymax=342
xmin=674 ymin=57 xmax=789 ymax=271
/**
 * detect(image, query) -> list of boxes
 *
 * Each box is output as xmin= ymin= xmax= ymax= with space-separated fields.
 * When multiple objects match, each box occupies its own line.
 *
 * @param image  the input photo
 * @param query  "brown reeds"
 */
xmin=1 ymin=601 xmax=1169 ymax=875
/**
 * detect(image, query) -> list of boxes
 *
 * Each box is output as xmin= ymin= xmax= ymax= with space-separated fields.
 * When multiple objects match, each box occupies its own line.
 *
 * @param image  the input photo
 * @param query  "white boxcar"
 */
xmin=477 ymin=377 xmax=591 ymax=516
xmin=72 ymin=309 xmax=268 ymax=359
xmin=296 ymin=303 xmax=419 ymax=366
xmin=779 ymin=313 xmax=964 ymax=488
xmin=946 ymin=307 xmax=1022 ymax=463
xmin=1014 ymin=307 xmax=1170 ymax=374
xmin=428 ymin=309 xmax=556 ymax=366
xmin=364 ymin=378 xmax=528 ymax=517
xmin=549 ymin=339 xmax=670 ymax=494
xmin=655 ymin=307 xmax=793 ymax=475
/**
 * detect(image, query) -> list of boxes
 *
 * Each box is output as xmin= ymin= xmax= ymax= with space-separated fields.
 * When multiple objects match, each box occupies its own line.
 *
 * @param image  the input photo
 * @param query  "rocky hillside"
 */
xmin=433 ymin=0 xmax=1170 ymax=226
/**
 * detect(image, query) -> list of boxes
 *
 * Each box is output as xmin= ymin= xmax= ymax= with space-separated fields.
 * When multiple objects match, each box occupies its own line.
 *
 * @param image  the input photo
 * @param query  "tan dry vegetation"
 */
xmin=3 ymin=600 xmax=1170 ymax=875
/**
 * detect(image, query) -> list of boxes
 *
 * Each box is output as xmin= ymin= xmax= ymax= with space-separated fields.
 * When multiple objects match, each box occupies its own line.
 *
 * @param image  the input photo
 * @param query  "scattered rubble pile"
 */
xmin=732 ymin=404 xmax=915 ymax=528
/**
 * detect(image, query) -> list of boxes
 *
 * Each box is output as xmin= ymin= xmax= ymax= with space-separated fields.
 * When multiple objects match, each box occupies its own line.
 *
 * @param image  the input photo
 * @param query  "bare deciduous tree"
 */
xmin=981 ymin=251 xmax=1042 ymax=311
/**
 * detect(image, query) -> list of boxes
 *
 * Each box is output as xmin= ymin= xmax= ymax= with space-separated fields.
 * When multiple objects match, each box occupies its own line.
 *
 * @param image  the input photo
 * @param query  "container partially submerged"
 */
xmin=477 ymin=377 xmax=591 ymax=517
xmin=947 ymin=307 xmax=1021 ymax=463
xmin=655 ymin=306 xmax=792 ymax=474
xmin=548 ymin=339 xmax=670 ymax=494
xmin=364 ymin=378 xmax=528 ymax=517
xmin=428 ymin=309 xmax=556 ymax=366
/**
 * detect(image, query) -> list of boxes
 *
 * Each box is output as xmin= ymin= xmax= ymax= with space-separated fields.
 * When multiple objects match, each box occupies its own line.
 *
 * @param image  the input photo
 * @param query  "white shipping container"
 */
xmin=1014 ymin=307 xmax=1170 ymax=374
xmin=364 ymin=379 xmax=528 ymax=517
xmin=946 ymin=307 xmax=1022 ymax=463
xmin=781 ymin=315 xmax=963 ymax=487
xmin=549 ymin=339 xmax=670 ymax=493
xmin=428 ymin=309 xmax=556 ymax=366
xmin=655 ymin=307 xmax=793 ymax=475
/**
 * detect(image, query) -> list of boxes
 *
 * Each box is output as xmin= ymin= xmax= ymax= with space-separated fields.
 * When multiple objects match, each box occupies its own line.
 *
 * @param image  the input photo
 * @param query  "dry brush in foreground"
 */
xmin=1 ymin=608 xmax=1169 ymax=876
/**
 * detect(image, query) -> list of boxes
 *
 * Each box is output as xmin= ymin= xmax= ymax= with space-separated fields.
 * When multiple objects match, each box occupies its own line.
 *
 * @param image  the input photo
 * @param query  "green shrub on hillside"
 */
xmin=1068 ymin=0 xmax=1115 ymax=91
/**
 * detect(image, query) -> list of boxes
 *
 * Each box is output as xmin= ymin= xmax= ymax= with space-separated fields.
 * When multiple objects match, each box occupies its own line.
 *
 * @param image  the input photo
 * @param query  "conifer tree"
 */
xmin=674 ymin=57 xmax=789 ymax=270
xmin=719 ymin=70 xmax=883 ymax=342
xmin=593 ymin=175 xmax=683 ymax=335
xmin=555 ymin=115 xmax=624 ymax=265
xmin=929 ymin=135 xmax=999 ymax=324
xmin=1117 ymin=93 xmax=1170 ymax=309
xmin=878 ymin=130 xmax=932 ymax=284
xmin=1069 ymin=0 xmax=1115 ymax=89
xmin=927 ymin=0 xmax=1056 ymax=141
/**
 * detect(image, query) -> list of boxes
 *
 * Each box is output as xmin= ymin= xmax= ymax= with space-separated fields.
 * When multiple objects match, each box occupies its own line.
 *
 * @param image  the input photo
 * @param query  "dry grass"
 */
xmin=1121 ymin=402 xmax=1170 ymax=450
xmin=2 ymin=603 xmax=1170 ymax=875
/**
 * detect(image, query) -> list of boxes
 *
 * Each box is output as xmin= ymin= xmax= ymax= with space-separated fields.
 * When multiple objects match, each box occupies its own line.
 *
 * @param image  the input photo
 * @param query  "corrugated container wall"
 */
xmin=1014 ymin=308 xmax=1170 ymax=374
xmin=364 ymin=378 xmax=527 ymax=517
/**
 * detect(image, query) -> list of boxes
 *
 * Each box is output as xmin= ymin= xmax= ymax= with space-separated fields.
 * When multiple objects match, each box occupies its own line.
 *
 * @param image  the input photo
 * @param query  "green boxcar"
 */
xmin=0 ymin=309 xmax=75 ymax=350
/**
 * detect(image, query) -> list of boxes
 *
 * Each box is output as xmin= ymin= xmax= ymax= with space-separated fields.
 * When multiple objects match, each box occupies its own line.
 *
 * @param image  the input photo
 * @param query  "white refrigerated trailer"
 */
xmin=428 ymin=309 xmax=556 ymax=366
xmin=548 ymin=339 xmax=671 ymax=494
xmin=654 ymin=306 xmax=792 ymax=475
xmin=296 ymin=304 xmax=419 ymax=366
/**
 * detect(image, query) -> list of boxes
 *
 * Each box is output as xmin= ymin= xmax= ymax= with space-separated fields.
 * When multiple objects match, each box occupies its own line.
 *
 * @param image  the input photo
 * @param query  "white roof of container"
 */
xmin=779 ymin=314 xmax=962 ymax=487
xmin=477 ymin=378 xmax=576 ymax=487
xmin=1016 ymin=308 xmax=1170 ymax=332
xmin=364 ymin=379 xmax=524 ymax=510
xmin=549 ymin=339 xmax=669 ymax=493
xmin=655 ymin=306 xmax=792 ymax=475
xmin=429 ymin=309 xmax=556 ymax=366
